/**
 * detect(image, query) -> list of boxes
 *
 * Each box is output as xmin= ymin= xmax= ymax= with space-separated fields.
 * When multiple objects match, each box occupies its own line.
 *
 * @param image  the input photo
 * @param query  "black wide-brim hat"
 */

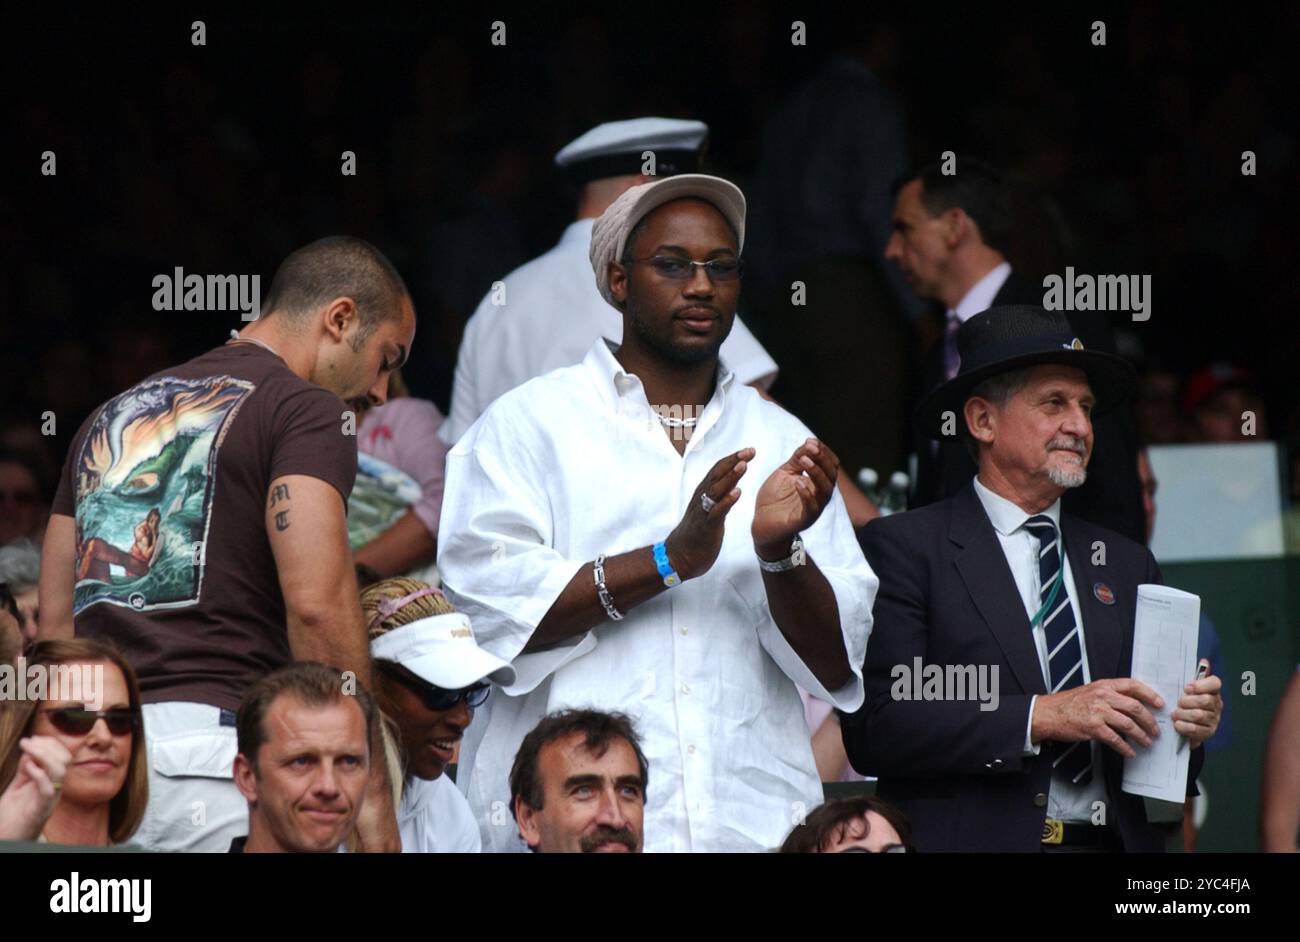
xmin=917 ymin=305 xmax=1137 ymax=439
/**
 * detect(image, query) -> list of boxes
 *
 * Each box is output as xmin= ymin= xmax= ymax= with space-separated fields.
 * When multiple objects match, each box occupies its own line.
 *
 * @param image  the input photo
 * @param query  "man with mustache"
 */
xmin=510 ymin=709 xmax=647 ymax=854
xmin=841 ymin=305 xmax=1223 ymax=852
xmin=230 ymin=662 xmax=374 ymax=853
xmin=438 ymin=174 xmax=876 ymax=852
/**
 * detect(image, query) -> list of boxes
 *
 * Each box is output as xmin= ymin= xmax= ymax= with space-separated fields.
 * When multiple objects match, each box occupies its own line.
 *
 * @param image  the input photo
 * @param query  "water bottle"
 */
xmin=856 ymin=467 xmax=880 ymax=505
xmin=880 ymin=471 xmax=910 ymax=516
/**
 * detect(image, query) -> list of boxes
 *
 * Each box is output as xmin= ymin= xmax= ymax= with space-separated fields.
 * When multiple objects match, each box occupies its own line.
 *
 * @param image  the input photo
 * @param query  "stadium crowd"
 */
xmin=3 ymin=9 xmax=1297 ymax=854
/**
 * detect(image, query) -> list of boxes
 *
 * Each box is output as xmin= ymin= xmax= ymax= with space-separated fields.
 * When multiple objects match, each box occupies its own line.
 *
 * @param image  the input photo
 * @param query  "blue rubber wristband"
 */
xmin=653 ymin=541 xmax=681 ymax=587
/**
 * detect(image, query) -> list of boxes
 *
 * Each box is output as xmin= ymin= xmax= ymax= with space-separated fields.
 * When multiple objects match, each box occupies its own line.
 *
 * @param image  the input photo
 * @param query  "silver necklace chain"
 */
xmin=656 ymin=413 xmax=699 ymax=428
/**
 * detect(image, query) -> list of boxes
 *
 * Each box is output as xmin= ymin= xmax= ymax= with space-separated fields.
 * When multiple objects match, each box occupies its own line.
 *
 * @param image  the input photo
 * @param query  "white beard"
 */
xmin=1048 ymin=464 xmax=1087 ymax=489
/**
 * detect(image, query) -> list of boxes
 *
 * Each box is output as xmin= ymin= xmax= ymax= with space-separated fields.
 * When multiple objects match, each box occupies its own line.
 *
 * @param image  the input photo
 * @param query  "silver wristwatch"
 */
xmin=757 ymin=537 xmax=805 ymax=573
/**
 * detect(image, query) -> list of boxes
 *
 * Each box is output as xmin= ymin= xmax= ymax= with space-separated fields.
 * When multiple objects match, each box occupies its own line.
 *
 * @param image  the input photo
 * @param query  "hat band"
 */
xmin=958 ymin=331 xmax=1083 ymax=377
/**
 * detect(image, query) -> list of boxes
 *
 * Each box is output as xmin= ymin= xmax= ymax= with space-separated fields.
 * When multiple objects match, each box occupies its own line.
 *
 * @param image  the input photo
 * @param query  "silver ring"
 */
xmin=700 ymin=493 xmax=717 ymax=513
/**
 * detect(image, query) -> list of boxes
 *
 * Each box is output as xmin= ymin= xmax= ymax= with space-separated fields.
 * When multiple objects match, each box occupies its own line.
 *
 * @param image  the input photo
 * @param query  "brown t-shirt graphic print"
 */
xmin=53 ymin=344 xmax=357 ymax=711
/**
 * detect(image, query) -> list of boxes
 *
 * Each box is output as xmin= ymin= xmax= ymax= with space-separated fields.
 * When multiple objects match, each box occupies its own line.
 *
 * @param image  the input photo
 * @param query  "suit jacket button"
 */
xmin=991 ymin=759 xmax=1003 ymax=767
xmin=1034 ymin=792 xmax=1048 ymax=807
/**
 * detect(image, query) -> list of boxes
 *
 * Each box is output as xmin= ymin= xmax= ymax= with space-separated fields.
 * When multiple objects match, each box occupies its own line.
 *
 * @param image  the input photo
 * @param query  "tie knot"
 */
xmin=1023 ymin=514 xmax=1056 ymax=536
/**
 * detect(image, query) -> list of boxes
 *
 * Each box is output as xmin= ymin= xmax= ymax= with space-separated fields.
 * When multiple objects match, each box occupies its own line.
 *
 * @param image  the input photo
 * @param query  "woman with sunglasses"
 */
xmin=362 ymin=577 xmax=516 ymax=853
xmin=0 ymin=638 xmax=148 ymax=845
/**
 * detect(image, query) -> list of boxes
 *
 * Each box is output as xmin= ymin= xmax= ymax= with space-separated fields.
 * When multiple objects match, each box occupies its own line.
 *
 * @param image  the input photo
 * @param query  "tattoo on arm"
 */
xmin=271 ymin=483 xmax=290 ymax=506
xmin=275 ymin=510 xmax=290 ymax=531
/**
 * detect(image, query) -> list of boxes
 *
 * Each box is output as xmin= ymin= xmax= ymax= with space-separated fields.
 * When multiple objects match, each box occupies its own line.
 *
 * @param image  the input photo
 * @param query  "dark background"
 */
xmin=4 ymin=1 xmax=1297 ymax=475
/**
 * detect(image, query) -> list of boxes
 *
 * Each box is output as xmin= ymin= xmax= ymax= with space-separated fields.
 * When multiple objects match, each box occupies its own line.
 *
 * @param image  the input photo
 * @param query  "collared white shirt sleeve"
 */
xmin=732 ymin=480 xmax=873 ymax=709
xmin=437 ymin=392 xmax=591 ymax=693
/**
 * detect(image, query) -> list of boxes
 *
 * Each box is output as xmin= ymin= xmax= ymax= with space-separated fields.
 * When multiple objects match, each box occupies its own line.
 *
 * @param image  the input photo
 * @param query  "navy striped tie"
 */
xmin=1023 ymin=514 xmax=1093 ymax=786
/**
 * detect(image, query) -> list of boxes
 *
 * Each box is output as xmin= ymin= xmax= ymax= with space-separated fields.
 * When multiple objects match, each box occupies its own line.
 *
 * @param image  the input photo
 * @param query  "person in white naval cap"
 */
xmin=438 ymin=173 xmax=877 ymax=852
xmin=438 ymin=117 xmax=778 ymax=446
xmin=362 ymin=577 xmax=516 ymax=853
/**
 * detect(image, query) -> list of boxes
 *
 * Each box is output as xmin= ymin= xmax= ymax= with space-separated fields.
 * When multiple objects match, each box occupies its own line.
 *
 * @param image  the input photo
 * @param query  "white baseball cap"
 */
xmin=370 ymin=612 xmax=516 ymax=690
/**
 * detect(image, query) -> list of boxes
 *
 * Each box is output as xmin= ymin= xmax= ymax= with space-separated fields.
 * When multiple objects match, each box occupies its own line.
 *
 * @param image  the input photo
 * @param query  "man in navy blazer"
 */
xmin=842 ymin=305 xmax=1223 ymax=852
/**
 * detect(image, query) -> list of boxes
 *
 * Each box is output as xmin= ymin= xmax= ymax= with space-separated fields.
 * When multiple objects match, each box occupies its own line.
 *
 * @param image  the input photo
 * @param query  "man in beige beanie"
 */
xmin=438 ymin=173 xmax=877 ymax=853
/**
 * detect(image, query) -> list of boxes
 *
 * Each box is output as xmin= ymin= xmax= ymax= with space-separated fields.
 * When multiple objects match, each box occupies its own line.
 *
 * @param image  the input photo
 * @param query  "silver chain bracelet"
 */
xmin=593 ymin=553 xmax=624 ymax=620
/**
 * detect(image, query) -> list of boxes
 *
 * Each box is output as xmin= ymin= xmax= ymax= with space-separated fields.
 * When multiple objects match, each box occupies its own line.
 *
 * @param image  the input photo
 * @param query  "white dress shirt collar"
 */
xmin=584 ymin=336 xmax=737 ymax=418
xmin=973 ymin=474 xmax=1061 ymax=536
xmin=950 ymin=261 xmax=1012 ymax=323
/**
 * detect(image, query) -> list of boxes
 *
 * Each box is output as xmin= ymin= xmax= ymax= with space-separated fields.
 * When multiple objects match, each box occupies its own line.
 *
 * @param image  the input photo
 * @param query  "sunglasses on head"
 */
xmin=377 ymin=661 xmax=490 ymax=712
xmin=39 ymin=707 xmax=139 ymax=736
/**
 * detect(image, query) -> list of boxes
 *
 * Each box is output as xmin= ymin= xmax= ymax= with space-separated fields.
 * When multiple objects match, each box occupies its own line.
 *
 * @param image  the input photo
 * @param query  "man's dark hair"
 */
xmin=894 ymin=158 xmax=1012 ymax=254
xmin=509 ymin=708 xmax=648 ymax=819
xmin=236 ymin=661 xmax=375 ymax=770
xmin=260 ymin=236 xmax=410 ymax=349
xmin=779 ymin=796 xmax=914 ymax=853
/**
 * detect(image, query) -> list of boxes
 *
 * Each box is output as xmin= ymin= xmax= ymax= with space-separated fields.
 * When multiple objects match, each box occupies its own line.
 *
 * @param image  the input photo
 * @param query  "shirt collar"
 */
xmin=582 ymin=337 xmax=736 ymax=411
xmin=973 ymin=475 xmax=1061 ymax=536
xmin=950 ymin=261 xmax=1012 ymax=323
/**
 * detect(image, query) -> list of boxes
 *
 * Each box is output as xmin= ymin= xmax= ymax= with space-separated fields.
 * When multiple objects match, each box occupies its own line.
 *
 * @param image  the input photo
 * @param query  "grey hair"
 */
xmin=961 ymin=367 xmax=1032 ymax=461
xmin=0 ymin=538 xmax=40 ymax=592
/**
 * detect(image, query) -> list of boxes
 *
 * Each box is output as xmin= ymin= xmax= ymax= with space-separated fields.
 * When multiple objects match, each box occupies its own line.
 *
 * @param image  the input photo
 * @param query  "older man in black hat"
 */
xmin=841 ymin=305 xmax=1222 ymax=853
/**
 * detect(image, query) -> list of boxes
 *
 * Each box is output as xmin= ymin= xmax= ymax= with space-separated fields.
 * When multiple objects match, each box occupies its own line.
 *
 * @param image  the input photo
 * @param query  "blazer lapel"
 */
xmin=1062 ymin=516 xmax=1124 ymax=680
xmin=949 ymin=485 xmax=1047 ymax=695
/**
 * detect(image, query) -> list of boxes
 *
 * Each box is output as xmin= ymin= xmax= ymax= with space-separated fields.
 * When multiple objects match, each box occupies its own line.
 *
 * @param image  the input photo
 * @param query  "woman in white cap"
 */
xmin=362 ymin=577 xmax=515 ymax=853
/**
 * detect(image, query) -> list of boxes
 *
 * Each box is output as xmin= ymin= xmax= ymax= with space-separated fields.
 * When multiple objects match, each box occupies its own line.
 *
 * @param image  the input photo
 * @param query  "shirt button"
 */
xmin=1033 ymin=792 xmax=1048 ymax=808
xmin=681 ymin=684 xmax=690 ymax=695
xmin=687 ymin=745 xmax=696 ymax=755
xmin=680 ymin=625 xmax=688 ymax=635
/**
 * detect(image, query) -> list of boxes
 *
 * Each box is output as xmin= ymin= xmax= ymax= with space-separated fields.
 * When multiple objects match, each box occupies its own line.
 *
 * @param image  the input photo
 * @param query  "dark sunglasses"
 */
xmin=39 ymin=707 xmax=139 ymax=736
xmin=626 ymin=256 xmax=743 ymax=282
xmin=378 ymin=662 xmax=490 ymax=712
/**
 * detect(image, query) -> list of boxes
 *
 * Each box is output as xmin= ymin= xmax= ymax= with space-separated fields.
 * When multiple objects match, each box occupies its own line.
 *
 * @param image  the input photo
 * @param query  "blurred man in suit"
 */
xmin=885 ymin=160 xmax=1144 ymax=542
xmin=842 ymin=305 xmax=1222 ymax=852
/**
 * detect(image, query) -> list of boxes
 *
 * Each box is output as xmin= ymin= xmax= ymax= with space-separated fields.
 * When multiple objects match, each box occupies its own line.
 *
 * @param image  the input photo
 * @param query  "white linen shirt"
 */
xmin=437 ymin=338 xmax=876 ymax=852
xmin=973 ymin=477 xmax=1108 ymax=823
xmin=438 ymin=218 xmax=779 ymax=445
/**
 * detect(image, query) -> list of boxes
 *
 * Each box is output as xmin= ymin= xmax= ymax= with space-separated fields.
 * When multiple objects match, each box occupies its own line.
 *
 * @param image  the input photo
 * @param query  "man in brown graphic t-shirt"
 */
xmin=39 ymin=236 xmax=415 ymax=852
